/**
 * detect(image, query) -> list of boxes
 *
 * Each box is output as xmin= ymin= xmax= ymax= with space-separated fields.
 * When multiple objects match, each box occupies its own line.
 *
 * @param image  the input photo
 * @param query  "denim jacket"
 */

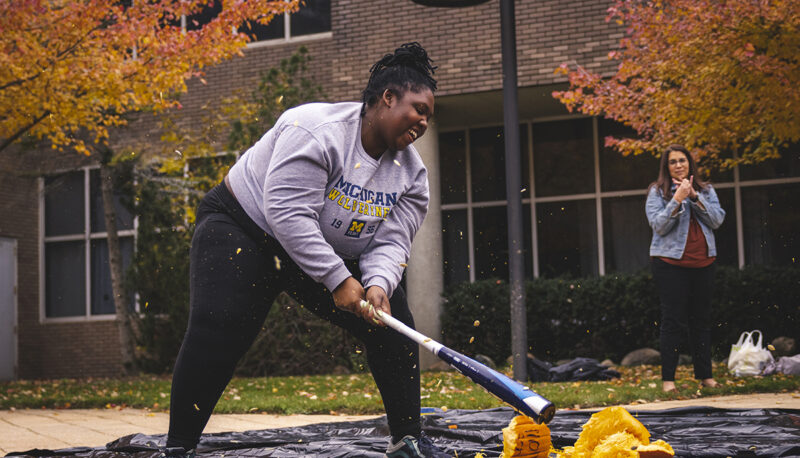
xmin=645 ymin=184 xmax=726 ymax=259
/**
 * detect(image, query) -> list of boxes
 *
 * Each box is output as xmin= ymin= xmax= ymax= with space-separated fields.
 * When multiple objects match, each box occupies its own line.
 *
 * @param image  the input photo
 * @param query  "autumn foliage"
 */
xmin=553 ymin=0 xmax=800 ymax=168
xmin=0 ymin=0 xmax=297 ymax=155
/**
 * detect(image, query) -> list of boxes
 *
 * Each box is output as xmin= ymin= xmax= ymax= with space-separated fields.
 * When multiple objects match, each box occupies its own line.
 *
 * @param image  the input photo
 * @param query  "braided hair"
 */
xmin=361 ymin=42 xmax=437 ymax=116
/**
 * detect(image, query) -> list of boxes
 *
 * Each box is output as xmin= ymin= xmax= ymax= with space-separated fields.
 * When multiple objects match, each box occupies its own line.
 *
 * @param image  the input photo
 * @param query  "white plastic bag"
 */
xmin=762 ymin=354 xmax=800 ymax=376
xmin=727 ymin=330 xmax=774 ymax=377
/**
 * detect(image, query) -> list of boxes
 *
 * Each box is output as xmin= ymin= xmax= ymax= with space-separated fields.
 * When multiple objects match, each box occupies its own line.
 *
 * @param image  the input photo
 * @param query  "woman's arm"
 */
xmin=645 ymin=186 xmax=682 ymax=236
xmin=262 ymin=126 xmax=352 ymax=293
xmin=359 ymin=167 xmax=429 ymax=300
xmin=691 ymin=185 xmax=726 ymax=229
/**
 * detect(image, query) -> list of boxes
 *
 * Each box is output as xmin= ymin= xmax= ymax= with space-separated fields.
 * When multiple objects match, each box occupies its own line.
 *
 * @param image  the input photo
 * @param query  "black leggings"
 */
xmin=651 ymin=258 xmax=715 ymax=381
xmin=167 ymin=183 xmax=421 ymax=449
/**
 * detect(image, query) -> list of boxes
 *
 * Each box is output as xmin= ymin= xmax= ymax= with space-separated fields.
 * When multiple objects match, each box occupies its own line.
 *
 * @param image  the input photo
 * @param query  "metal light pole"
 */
xmin=498 ymin=0 xmax=527 ymax=382
xmin=411 ymin=0 xmax=528 ymax=382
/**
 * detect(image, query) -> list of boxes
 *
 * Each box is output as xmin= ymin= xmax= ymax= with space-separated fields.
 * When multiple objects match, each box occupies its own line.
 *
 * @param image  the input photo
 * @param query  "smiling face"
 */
xmin=379 ymin=88 xmax=435 ymax=152
xmin=668 ymin=150 xmax=690 ymax=181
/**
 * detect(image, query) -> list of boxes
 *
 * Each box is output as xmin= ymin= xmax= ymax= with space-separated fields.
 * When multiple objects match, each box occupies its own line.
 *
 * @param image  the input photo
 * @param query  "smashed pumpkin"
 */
xmin=500 ymin=415 xmax=552 ymax=458
xmin=555 ymin=406 xmax=674 ymax=458
xmin=636 ymin=440 xmax=675 ymax=457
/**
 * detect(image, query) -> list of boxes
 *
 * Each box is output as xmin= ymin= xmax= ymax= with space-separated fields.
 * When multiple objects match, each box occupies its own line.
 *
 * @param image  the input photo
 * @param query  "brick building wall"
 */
xmin=0 ymin=150 xmax=40 ymax=379
xmin=127 ymin=0 xmax=622 ymax=147
xmin=0 ymin=148 xmax=123 ymax=379
xmin=322 ymin=0 xmax=620 ymax=98
xmin=2 ymin=0 xmax=622 ymax=379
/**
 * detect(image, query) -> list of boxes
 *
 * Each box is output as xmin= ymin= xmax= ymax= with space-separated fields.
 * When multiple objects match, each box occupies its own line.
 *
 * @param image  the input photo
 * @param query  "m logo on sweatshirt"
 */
xmin=345 ymin=219 xmax=366 ymax=238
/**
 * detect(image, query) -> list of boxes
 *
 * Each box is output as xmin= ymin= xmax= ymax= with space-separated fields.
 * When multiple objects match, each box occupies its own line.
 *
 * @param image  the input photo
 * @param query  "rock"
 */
xmin=600 ymin=359 xmax=615 ymax=367
xmin=771 ymin=337 xmax=796 ymax=357
xmin=678 ymin=354 xmax=692 ymax=365
xmin=621 ymin=348 xmax=661 ymax=366
xmin=555 ymin=359 xmax=573 ymax=366
xmin=331 ymin=365 xmax=350 ymax=375
xmin=474 ymin=354 xmax=496 ymax=369
xmin=506 ymin=353 xmax=537 ymax=367
xmin=428 ymin=360 xmax=454 ymax=372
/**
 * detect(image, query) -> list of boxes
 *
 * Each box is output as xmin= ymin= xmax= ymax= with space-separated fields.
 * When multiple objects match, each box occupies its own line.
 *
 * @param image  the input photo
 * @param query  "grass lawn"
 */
xmin=1 ymin=363 xmax=797 ymax=414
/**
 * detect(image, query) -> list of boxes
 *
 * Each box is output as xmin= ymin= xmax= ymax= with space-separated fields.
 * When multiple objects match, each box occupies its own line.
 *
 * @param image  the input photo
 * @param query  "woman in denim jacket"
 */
xmin=646 ymin=144 xmax=726 ymax=392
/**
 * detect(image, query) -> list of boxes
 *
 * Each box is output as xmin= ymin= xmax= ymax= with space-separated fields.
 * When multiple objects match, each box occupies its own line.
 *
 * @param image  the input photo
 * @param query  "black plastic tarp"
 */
xmin=527 ymin=357 xmax=621 ymax=383
xmin=8 ymin=407 xmax=800 ymax=458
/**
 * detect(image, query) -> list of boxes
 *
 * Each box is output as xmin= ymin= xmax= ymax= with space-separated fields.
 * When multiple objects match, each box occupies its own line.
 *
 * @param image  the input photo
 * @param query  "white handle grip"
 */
xmin=361 ymin=301 xmax=443 ymax=355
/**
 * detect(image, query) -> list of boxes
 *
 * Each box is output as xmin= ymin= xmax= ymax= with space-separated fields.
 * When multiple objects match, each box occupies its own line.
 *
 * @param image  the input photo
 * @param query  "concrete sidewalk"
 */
xmin=0 ymin=410 xmax=382 ymax=455
xmin=1 ymin=393 xmax=798 ymax=455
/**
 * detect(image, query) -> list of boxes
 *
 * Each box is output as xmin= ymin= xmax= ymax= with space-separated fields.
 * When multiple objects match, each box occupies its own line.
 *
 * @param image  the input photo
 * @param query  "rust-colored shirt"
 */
xmin=660 ymin=213 xmax=715 ymax=268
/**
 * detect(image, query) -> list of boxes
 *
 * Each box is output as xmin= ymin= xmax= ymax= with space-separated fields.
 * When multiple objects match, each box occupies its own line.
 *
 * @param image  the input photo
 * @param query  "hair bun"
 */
xmin=390 ymin=42 xmax=436 ymax=72
xmin=361 ymin=42 xmax=438 ymax=113
xmin=369 ymin=42 xmax=437 ymax=89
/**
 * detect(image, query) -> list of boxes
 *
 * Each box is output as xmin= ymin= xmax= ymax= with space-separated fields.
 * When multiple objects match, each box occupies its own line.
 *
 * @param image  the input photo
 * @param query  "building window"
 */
xmin=244 ymin=0 xmax=331 ymax=43
xmin=537 ymin=199 xmax=597 ymax=278
xmin=176 ymin=0 xmax=331 ymax=44
xmin=184 ymin=1 xmax=223 ymax=31
xmin=439 ymin=118 xmax=800 ymax=286
xmin=42 ymin=169 xmax=135 ymax=319
xmin=597 ymin=118 xmax=659 ymax=273
xmin=741 ymin=183 xmax=800 ymax=266
xmin=533 ymin=118 xmax=594 ymax=197
xmin=601 ymin=195 xmax=651 ymax=273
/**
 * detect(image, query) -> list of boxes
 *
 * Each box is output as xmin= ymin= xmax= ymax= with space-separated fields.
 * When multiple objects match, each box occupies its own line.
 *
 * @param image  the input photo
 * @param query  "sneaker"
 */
xmin=158 ymin=447 xmax=196 ymax=458
xmin=386 ymin=435 xmax=423 ymax=457
xmin=385 ymin=434 xmax=449 ymax=458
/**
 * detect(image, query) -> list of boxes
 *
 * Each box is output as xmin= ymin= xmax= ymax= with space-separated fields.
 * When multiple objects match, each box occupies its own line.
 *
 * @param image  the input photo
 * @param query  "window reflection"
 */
xmin=472 ymin=205 xmax=532 ymax=281
xmin=437 ymin=118 xmax=798 ymax=287
xmin=739 ymin=143 xmax=800 ymax=181
xmin=533 ymin=118 xmax=594 ymax=197
xmin=45 ymin=241 xmax=86 ymax=317
xmin=473 ymin=206 xmax=508 ymax=279
xmin=90 ymin=170 xmax=134 ymax=233
xmin=45 ymin=172 xmax=84 ymax=237
xmin=442 ymin=210 xmax=469 ymax=285
xmin=91 ymin=238 xmax=135 ymax=315
xmin=602 ymin=196 xmax=650 ymax=273
xmin=291 ymin=0 xmax=331 ymax=36
xmin=537 ymin=200 xmax=598 ymax=278
xmin=185 ymin=1 xmax=222 ymax=31
xmin=742 ymin=184 xmax=800 ymax=265
xmin=43 ymin=169 xmax=136 ymax=318
xmin=713 ymin=188 xmax=738 ymax=266
xmin=598 ymin=119 xmax=659 ymax=192
xmin=470 ymin=127 xmax=507 ymax=202
xmin=439 ymin=131 xmax=466 ymax=204
xmin=245 ymin=16 xmax=285 ymax=41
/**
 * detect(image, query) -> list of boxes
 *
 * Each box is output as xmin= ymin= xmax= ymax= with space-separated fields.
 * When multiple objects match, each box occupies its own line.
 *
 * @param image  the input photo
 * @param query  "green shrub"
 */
xmin=235 ymin=293 xmax=368 ymax=377
xmin=442 ymin=265 xmax=800 ymax=364
xmin=127 ymin=177 xmax=193 ymax=374
xmin=711 ymin=265 xmax=800 ymax=357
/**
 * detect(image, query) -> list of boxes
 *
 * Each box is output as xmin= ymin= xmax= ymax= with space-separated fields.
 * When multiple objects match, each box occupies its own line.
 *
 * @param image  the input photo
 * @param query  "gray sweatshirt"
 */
xmin=227 ymin=102 xmax=429 ymax=298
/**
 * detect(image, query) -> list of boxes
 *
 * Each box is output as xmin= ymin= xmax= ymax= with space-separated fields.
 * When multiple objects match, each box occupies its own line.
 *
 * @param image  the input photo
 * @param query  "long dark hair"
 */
xmin=649 ymin=144 xmax=707 ymax=198
xmin=360 ymin=42 xmax=437 ymax=116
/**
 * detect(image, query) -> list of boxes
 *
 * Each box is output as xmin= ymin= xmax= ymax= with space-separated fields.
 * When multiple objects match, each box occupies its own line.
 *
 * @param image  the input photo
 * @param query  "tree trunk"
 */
xmin=99 ymin=162 xmax=138 ymax=375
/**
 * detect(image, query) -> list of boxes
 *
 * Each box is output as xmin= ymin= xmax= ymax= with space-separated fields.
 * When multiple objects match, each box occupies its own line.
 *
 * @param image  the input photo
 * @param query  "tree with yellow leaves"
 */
xmin=0 ymin=0 xmax=298 ymax=374
xmin=553 ymin=0 xmax=800 ymax=169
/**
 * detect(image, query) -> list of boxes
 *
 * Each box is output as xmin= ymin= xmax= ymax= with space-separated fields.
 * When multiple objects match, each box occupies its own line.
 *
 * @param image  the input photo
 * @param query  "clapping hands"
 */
xmin=672 ymin=175 xmax=696 ymax=203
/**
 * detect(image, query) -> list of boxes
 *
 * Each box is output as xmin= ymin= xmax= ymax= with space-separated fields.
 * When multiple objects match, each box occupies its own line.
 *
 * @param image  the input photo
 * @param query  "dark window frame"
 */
xmin=41 ymin=167 xmax=137 ymax=320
